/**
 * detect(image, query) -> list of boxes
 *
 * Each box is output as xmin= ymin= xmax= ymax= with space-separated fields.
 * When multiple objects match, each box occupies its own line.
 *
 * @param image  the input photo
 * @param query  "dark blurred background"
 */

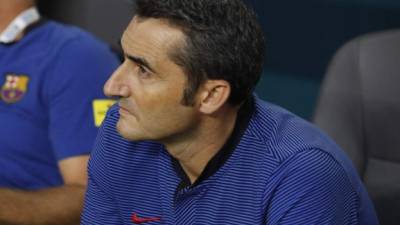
xmin=37 ymin=0 xmax=400 ymax=119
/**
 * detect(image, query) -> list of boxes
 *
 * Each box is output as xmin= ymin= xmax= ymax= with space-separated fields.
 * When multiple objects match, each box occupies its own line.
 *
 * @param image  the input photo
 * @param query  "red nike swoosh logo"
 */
xmin=131 ymin=213 xmax=161 ymax=224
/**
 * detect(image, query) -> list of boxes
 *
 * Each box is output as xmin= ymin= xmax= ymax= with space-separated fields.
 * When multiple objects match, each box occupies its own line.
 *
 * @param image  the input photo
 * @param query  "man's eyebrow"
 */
xmin=126 ymin=54 xmax=156 ymax=73
xmin=119 ymin=39 xmax=156 ymax=73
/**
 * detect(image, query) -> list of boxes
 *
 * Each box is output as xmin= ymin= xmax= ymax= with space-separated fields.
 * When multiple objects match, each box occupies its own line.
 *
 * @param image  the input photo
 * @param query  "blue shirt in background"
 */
xmin=0 ymin=20 xmax=119 ymax=189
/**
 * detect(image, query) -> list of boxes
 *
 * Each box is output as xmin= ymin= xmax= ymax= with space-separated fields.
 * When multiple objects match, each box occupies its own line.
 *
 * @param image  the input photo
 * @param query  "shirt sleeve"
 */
xmin=265 ymin=149 xmax=361 ymax=225
xmin=45 ymin=35 xmax=119 ymax=160
xmin=81 ymin=109 xmax=123 ymax=225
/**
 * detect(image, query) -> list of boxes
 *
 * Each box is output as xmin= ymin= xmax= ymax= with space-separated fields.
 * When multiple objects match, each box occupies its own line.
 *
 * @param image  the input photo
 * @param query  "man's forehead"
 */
xmin=120 ymin=17 xmax=186 ymax=72
xmin=120 ymin=17 xmax=186 ymax=68
xmin=122 ymin=17 xmax=184 ymax=50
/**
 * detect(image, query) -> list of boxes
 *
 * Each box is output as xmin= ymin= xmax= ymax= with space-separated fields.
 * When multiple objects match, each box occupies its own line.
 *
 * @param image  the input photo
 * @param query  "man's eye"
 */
xmin=137 ymin=65 xmax=150 ymax=78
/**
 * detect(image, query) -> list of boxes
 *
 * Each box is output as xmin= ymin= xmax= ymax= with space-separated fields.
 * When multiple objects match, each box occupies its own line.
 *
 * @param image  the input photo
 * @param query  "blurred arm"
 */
xmin=0 ymin=155 xmax=89 ymax=225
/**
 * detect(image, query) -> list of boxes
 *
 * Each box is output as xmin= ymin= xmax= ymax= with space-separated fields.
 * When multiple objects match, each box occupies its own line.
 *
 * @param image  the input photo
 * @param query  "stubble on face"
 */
xmin=114 ymin=18 xmax=201 ymax=144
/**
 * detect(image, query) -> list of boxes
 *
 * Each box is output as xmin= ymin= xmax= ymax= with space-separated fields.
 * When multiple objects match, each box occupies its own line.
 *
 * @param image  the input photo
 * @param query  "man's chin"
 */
xmin=116 ymin=121 xmax=148 ymax=142
xmin=117 ymin=121 xmax=137 ymax=140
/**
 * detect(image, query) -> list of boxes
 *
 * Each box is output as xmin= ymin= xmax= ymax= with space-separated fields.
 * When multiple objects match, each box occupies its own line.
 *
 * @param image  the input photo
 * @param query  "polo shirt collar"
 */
xmin=172 ymin=96 xmax=255 ymax=190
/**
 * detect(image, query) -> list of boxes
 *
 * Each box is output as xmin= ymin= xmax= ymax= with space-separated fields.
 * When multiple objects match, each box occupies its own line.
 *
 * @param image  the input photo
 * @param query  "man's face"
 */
xmin=104 ymin=17 xmax=200 ymax=142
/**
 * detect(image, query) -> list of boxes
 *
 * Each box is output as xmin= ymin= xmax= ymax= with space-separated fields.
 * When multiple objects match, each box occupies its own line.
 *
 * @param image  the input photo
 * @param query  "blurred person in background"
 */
xmin=81 ymin=0 xmax=378 ymax=224
xmin=0 ymin=0 xmax=119 ymax=224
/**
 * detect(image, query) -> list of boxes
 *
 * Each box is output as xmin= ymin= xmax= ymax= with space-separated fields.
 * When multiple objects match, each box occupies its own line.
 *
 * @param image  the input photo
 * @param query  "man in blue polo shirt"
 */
xmin=82 ymin=0 xmax=379 ymax=224
xmin=0 ymin=0 xmax=119 ymax=224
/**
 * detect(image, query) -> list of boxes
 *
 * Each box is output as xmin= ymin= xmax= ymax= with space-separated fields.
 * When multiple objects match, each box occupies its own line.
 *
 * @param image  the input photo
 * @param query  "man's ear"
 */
xmin=198 ymin=80 xmax=231 ymax=114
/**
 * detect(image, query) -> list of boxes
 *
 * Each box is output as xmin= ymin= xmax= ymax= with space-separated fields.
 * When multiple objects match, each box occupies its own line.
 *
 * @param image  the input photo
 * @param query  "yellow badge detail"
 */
xmin=93 ymin=99 xmax=116 ymax=127
xmin=0 ymin=74 xmax=29 ymax=103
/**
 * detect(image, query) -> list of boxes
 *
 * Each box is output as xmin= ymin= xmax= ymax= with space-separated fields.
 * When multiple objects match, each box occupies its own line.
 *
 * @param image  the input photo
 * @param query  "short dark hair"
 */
xmin=136 ymin=0 xmax=265 ymax=105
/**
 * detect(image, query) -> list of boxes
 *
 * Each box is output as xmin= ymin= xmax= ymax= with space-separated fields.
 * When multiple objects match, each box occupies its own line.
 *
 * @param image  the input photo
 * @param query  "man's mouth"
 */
xmin=118 ymin=104 xmax=132 ymax=116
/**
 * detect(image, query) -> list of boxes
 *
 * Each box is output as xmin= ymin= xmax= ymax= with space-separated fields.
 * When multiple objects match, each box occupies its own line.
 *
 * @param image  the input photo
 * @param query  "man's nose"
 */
xmin=103 ymin=65 xmax=130 ymax=98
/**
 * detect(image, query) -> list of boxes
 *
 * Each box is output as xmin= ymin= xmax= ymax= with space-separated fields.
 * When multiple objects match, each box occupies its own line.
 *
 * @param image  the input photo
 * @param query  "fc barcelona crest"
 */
xmin=0 ymin=74 xmax=29 ymax=103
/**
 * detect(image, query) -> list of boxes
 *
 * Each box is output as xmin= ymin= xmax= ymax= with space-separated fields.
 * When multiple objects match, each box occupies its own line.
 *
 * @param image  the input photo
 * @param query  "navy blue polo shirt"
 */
xmin=82 ymin=96 xmax=378 ymax=225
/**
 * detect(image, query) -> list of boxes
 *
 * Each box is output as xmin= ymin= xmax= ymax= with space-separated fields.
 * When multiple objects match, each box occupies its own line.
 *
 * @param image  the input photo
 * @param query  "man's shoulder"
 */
xmin=42 ymin=21 xmax=103 ymax=45
xmin=249 ymin=97 xmax=334 ymax=153
xmin=242 ymin=97 xmax=360 ymax=187
xmin=244 ymin=96 xmax=352 ymax=170
xmin=29 ymin=20 xmax=113 ymax=57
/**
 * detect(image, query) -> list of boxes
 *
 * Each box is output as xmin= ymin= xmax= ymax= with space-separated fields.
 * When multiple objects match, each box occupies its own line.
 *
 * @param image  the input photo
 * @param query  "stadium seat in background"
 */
xmin=313 ymin=30 xmax=400 ymax=225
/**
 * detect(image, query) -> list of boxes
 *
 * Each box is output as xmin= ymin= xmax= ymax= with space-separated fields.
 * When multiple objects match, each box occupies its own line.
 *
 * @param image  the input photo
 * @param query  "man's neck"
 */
xmin=163 ymin=106 xmax=239 ymax=184
xmin=0 ymin=2 xmax=34 ymax=33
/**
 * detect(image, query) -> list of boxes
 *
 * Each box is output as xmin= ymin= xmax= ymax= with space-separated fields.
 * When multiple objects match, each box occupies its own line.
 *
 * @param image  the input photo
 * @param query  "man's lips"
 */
xmin=118 ymin=104 xmax=132 ymax=115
